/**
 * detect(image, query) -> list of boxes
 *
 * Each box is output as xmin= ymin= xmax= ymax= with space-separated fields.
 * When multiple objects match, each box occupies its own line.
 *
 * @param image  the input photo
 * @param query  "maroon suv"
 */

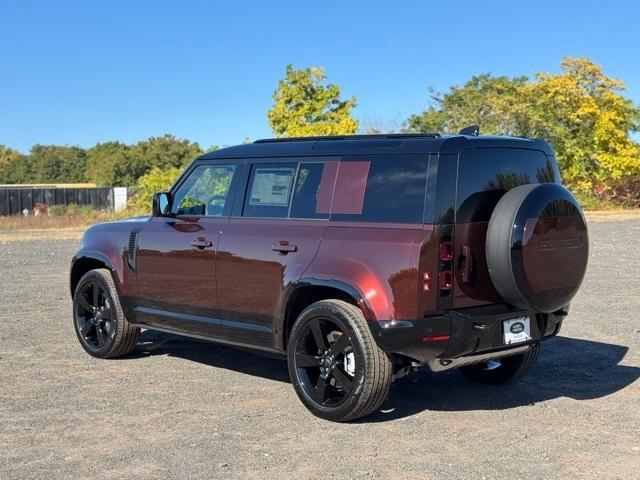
xmin=70 ymin=133 xmax=589 ymax=421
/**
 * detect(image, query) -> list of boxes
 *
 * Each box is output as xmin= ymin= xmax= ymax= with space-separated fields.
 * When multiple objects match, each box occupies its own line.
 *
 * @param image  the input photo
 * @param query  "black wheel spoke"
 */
xmin=77 ymin=294 xmax=93 ymax=313
xmin=329 ymin=334 xmax=350 ymax=356
xmin=296 ymin=353 xmax=320 ymax=368
xmin=293 ymin=314 xmax=359 ymax=409
xmin=92 ymin=283 xmax=100 ymax=307
xmin=99 ymin=307 xmax=112 ymax=320
xmin=331 ymin=367 xmax=353 ymax=393
xmin=81 ymin=317 xmax=95 ymax=336
xmin=309 ymin=319 xmax=328 ymax=351
xmin=314 ymin=376 xmax=327 ymax=404
xmin=95 ymin=325 xmax=106 ymax=347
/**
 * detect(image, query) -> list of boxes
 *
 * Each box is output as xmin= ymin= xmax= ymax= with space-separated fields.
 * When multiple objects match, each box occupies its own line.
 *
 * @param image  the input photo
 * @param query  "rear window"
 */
xmin=456 ymin=148 xmax=557 ymax=223
xmin=330 ymin=155 xmax=428 ymax=224
xmin=243 ymin=163 xmax=297 ymax=218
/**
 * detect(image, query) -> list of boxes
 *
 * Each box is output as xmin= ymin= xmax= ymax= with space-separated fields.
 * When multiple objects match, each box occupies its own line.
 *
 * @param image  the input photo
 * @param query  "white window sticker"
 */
xmin=249 ymin=167 xmax=295 ymax=206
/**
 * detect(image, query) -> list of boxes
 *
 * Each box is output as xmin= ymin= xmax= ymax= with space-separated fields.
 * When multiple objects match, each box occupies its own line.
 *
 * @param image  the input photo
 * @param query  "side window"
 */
xmin=456 ymin=148 xmax=556 ymax=223
xmin=243 ymin=163 xmax=296 ymax=218
xmin=290 ymin=162 xmax=337 ymax=219
xmin=172 ymin=164 xmax=235 ymax=216
xmin=330 ymin=155 xmax=428 ymax=223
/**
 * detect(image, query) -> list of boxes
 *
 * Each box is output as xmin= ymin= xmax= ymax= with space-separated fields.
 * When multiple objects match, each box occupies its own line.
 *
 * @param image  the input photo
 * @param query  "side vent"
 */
xmin=127 ymin=230 xmax=139 ymax=272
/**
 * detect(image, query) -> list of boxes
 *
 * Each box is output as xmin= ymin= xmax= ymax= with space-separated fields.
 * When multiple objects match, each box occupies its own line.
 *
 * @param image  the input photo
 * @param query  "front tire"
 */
xmin=287 ymin=299 xmax=392 ymax=422
xmin=73 ymin=269 xmax=139 ymax=359
xmin=459 ymin=344 xmax=541 ymax=384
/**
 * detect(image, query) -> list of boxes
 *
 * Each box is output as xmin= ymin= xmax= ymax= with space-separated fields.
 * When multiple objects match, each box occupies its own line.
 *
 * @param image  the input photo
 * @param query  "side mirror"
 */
xmin=152 ymin=192 xmax=173 ymax=217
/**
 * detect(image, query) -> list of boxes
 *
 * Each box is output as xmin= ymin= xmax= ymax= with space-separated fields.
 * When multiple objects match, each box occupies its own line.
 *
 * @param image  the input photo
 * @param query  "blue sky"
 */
xmin=1 ymin=0 xmax=639 ymax=153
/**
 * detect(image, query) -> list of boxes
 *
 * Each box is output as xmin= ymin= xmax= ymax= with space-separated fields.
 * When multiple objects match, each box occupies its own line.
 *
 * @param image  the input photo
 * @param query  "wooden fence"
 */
xmin=0 ymin=186 xmax=115 ymax=216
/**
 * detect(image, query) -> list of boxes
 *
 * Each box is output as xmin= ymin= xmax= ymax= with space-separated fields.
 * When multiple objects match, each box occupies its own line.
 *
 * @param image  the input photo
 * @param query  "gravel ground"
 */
xmin=1 ymin=219 xmax=639 ymax=480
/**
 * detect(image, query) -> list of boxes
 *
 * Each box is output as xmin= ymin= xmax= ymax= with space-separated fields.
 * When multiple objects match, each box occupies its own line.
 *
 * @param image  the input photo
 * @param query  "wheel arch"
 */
xmin=276 ymin=279 xmax=374 ymax=352
xmin=70 ymin=252 xmax=117 ymax=298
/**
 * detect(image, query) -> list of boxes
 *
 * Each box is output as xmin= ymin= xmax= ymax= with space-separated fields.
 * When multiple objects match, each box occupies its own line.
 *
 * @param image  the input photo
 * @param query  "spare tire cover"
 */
xmin=486 ymin=183 xmax=589 ymax=313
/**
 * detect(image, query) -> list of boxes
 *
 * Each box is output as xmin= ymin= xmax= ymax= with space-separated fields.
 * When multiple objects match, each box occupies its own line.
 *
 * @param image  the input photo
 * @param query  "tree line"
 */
xmin=0 ymin=135 xmax=210 ymax=187
xmin=1 ymin=56 xmax=638 ymax=208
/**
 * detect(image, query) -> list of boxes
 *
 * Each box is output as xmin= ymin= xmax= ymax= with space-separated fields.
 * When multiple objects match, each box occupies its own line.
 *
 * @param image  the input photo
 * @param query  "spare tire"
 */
xmin=486 ymin=183 xmax=589 ymax=313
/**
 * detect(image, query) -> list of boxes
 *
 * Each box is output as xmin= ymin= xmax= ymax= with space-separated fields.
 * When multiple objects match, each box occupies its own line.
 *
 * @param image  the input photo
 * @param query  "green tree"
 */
xmin=0 ymin=145 xmax=20 ymax=168
xmin=6 ymin=145 xmax=88 ymax=183
xmin=130 ymin=134 xmax=202 ymax=172
xmin=268 ymin=65 xmax=358 ymax=137
xmin=0 ymin=146 xmax=22 ymax=183
xmin=87 ymin=135 xmax=202 ymax=187
xmin=38 ymin=145 xmax=87 ymax=183
xmin=405 ymin=74 xmax=531 ymax=136
xmin=405 ymin=57 xmax=640 ymax=194
xmin=85 ymin=141 xmax=133 ymax=186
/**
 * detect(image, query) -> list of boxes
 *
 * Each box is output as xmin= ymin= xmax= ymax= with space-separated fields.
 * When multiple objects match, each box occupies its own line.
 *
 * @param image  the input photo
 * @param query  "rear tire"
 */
xmin=73 ymin=269 xmax=140 ymax=359
xmin=287 ymin=299 xmax=392 ymax=422
xmin=459 ymin=344 xmax=541 ymax=384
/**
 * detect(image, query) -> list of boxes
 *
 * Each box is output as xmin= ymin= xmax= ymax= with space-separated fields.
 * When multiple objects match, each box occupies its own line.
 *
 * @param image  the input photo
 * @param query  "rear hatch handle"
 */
xmin=461 ymin=245 xmax=473 ymax=283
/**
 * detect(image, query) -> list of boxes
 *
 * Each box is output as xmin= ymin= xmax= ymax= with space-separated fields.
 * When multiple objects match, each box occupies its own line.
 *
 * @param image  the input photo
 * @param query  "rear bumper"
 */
xmin=369 ymin=305 xmax=565 ymax=364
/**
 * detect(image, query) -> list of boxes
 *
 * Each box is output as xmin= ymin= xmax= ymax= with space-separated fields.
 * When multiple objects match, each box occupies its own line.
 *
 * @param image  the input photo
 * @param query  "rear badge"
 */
xmin=503 ymin=317 xmax=532 ymax=345
xmin=510 ymin=322 xmax=525 ymax=334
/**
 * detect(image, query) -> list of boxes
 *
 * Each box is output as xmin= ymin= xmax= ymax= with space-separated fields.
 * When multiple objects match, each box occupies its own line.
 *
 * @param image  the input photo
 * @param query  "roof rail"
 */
xmin=254 ymin=133 xmax=440 ymax=144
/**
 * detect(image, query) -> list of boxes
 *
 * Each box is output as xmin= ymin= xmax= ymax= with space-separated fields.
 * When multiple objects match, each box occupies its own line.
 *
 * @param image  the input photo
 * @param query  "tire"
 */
xmin=287 ymin=299 xmax=392 ymax=422
xmin=459 ymin=344 xmax=541 ymax=384
xmin=73 ymin=268 xmax=140 ymax=359
xmin=486 ymin=183 xmax=589 ymax=313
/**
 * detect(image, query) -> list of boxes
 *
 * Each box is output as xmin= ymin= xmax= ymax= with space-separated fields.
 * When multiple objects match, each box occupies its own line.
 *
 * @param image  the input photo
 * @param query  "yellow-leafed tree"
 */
xmin=268 ymin=65 xmax=358 ymax=137
xmin=528 ymin=57 xmax=640 ymax=192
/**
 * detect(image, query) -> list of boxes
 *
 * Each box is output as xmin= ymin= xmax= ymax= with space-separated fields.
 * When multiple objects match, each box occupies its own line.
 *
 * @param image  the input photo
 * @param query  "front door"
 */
xmin=131 ymin=162 xmax=238 ymax=337
xmin=216 ymin=159 xmax=338 ymax=348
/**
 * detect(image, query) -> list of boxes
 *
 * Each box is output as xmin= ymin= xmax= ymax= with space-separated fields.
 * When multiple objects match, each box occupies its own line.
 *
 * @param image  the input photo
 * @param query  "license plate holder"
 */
xmin=503 ymin=317 xmax=532 ymax=345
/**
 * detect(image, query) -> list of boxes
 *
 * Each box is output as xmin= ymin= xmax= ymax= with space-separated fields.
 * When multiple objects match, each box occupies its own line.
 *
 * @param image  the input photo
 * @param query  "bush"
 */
xmin=593 ymin=176 xmax=640 ymax=208
xmin=126 ymin=167 xmax=182 ymax=214
xmin=49 ymin=204 xmax=95 ymax=216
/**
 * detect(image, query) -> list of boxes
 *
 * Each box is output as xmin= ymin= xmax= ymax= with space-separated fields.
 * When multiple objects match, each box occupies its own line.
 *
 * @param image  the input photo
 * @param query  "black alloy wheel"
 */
xmin=76 ymin=280 xmax=114 ymax=350
xmin=293 ymin=316 xmax=356 ymax=408
xmin=73 ymin=269 xmax=139 ymax=359
xmin=287 ymin=299 xmax=392 ymax=422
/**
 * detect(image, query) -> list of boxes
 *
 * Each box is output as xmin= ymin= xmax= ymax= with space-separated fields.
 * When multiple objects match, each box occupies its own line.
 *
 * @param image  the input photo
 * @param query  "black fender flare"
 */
xmin=69 ymin=251 xmax=117 ymax=297
xmin=274 ymin=278 xmax=374 ymax=352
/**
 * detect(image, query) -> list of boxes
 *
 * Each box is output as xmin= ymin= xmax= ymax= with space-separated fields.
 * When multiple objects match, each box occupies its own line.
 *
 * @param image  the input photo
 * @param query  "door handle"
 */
xmin=191 ymin=239 xmax=213 ymax=249
xmin=461 ymin=245 xmax=473 ymax=283
xmin=271 ymin=243 xmax=297 ymax=253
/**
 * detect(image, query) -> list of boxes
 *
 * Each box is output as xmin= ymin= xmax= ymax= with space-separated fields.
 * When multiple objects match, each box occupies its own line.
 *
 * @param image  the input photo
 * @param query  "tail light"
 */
xmin=438 ymin=271 xmax=453 ymax=290
xmin=439 ymin=241 xmax=453 ymax=261
xmin=422 ymin=240 xmax=455 ymax=296
xmin=422 ymin=272 xmax=431 ymax=292
xmin=439 ymin=240 xmax=453 ymax=296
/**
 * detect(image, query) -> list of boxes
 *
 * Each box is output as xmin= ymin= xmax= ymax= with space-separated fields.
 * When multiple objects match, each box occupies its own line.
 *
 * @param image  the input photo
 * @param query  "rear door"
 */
xmin=453 ymin=148 xmax=559 ymax=308
xmin=216 ymin=158 xmax=338 ymax=348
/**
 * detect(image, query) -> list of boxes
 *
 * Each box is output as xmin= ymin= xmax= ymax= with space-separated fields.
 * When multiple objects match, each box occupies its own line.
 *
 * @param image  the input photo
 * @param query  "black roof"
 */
xmin=199 ymin=133 xmax=553 ymax=160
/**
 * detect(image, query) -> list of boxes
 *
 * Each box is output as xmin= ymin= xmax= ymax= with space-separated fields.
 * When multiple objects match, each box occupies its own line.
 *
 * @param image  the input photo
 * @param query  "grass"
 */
xmin=0 ymin=207 xmax=149 ymax=242
xmin=0 ymin=207 xmax=147 ymax=231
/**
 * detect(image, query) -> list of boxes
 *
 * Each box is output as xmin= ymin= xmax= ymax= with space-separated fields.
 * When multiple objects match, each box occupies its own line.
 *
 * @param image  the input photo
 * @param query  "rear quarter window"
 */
xmin=330 ymin=155 xmax=428 ymax=224
xmin=456 ymin=148 xmax=557 ymax=223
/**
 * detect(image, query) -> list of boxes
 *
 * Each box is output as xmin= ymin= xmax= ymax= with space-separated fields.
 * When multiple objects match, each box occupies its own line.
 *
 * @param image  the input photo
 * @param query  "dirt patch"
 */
xmin=585 ymin=209 xmax=640 ymax=222
xmin=0 ymin=227 xmax=85 ymax=243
